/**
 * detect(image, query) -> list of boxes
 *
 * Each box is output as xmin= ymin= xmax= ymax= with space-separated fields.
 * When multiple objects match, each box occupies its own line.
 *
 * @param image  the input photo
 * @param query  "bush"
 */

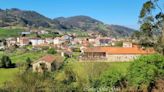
xmin=47 ymin=48 xmax=57 ymax=54
xmin=1 ymin=72 xmax=55 ymax=92
xmin=0 ymin=55 xmax=15 ymax=68
xmin=127 ymin=54 xmax=164 ymax=91
xmin=98 ymin=69 xmax=126 ymax=91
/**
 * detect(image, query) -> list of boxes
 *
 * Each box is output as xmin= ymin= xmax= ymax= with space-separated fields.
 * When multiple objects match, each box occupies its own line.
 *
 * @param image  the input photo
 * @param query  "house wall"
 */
xmin=32 ymin=61 xmax=52 ymax=72
xmin=30 ymin=39 xmax=44 ymax=46
xmin=106 ymin=54 xmax=140 ymax=62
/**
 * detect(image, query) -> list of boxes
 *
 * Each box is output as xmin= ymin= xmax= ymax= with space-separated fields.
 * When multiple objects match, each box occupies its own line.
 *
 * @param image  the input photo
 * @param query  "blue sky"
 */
xmin=0 ymin=0 xmax=153 ymax=29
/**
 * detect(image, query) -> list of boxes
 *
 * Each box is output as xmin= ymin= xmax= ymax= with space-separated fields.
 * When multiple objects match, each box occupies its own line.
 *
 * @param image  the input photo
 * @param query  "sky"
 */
xmin=0 ymin=0 xmax=158 ymax=29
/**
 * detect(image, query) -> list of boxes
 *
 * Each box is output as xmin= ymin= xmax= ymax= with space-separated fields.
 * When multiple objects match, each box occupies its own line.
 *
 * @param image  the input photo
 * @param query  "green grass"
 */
xmin=0 ymin=68 xmax=19 ymax=86
xmin=0 ymin=28 xmax=23 ymax=38
xmin=0 ymin=51 xmax=46 ymax=86
xmin=64 ymin=62 xmax=131 ymax=79
xmin=11 ymin=51 xmax=46 ymax=63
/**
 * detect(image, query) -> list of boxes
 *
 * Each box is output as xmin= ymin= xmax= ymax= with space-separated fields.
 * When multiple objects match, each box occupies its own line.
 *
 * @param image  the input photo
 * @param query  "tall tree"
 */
xmin=0 ymin=55 xmax=12 ymax=68
xmin=139 ymin=0 xmax=164 ymax=54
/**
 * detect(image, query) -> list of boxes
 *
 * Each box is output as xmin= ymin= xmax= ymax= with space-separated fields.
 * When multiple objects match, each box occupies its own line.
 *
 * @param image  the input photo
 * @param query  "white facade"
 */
xmin=30 ymin=39 xmax=45 ymax=46
xmin=123 ymin=42 xmax=133 ymax=48
xmin=45 ymin=38 xmax=53 ymax=44
xmin=53 ymin=38 xmax=64 ymax=45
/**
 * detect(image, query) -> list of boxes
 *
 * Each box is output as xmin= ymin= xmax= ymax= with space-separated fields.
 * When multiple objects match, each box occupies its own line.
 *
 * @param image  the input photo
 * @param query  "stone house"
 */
xmin=32 ymin=55 xmax=56 ymax=72
xmin=17 ymin=37 xmax=30 ymax=46
xmin=81 ymin=43 xmax=155 ymax=62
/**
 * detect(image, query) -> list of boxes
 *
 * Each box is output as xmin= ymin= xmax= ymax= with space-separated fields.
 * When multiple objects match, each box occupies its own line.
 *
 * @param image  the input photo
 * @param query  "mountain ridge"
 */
xmin=0 ymin=8 xmax=136 ymax=37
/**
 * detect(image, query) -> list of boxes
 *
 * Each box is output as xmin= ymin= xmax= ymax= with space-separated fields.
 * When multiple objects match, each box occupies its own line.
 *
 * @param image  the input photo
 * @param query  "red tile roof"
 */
xmin=39 ymin=55 xmax=56 ymax=63
xmin=84 ymin=46 xmax=155 ymax=55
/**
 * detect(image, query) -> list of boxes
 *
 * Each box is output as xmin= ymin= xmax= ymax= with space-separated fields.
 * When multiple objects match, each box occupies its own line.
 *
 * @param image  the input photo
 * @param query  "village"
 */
xmin=0 ymin=29 xmax=155 ymax=73
xmin=0 ymin=0 xmax=164 ymax=91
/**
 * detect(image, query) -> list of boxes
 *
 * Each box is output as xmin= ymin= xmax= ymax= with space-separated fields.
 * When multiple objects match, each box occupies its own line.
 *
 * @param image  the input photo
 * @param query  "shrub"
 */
xmin=99 ymin=69 xmax=126 ymax=90
xmin=0 ymin=55 xmax=15 ymax=68
xmin=127 ymin=54 xmax=164 ymax=91
xmin=47 ymin=48 xmax=57 ymax=54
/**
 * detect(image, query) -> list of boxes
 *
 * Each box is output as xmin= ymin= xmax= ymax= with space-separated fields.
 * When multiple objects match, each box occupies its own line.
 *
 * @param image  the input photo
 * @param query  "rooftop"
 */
xmin=84 ymin=45 xmax=155 ymax=54
xmin=39 ymin=55 xmax=56 ymax=63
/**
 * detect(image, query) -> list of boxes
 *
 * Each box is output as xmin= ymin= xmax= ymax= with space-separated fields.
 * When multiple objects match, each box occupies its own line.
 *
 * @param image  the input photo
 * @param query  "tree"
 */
xmin=0 ymin=55 xmax=13 ymax=68
xmin=25 ymin=57 xmax=32 ymax=70
xmin=139 ymin=0 xmax=164 ymax=54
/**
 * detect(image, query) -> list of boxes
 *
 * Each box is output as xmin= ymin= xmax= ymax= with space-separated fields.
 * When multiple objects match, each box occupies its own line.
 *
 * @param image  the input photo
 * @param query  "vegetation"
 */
xmin=0 ymin=55 xmax=14 ymax=68
xmin=0 ymin=28 xmax=23 ymax=38
xmin=0 ymin=54 xmax=163 ymax=92
xmin=47 ymin=48 xmax=57 ymax=54
xmin=132 ymin=0 xmax=164 ymax=54
xmin=127 ymin=54 xmax=164 ymax=91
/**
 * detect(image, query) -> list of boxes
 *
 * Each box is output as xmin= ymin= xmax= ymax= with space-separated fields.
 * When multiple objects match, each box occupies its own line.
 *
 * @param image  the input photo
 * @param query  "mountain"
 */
xmin=0 ymin=8 xmax=136 ymax=37
xmin=0 ymin=8 xmax=52 ymax=27
xmin=53 ymin=16 xmax=136 ymax=37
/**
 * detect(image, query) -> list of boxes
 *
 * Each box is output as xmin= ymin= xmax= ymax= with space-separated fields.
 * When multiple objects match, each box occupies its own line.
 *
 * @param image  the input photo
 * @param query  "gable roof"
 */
xmin=84 ymin=46 xmax=155 ymax=54
xmin=39 ymin=55 xmax=56 ymax=63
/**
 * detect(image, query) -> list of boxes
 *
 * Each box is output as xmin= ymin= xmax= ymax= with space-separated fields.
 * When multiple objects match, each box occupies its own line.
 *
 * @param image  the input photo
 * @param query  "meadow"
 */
xmin=0 ymin=28 xmax=23 ymax=38
xmin=0 ymin=50 xmax=47 ymax=85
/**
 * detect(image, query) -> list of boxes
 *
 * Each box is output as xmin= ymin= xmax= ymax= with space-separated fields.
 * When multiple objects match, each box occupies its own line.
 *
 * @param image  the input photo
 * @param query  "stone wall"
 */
xmin=106 ymin=54 xmax=140 ymax=62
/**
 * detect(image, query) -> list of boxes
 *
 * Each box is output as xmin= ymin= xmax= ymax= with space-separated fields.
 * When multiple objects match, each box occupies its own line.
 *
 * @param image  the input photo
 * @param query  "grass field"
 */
xmin=0 ymin=50 xmax=46 ymax=86
xmin=0 ymin=68 xmax=19 ymax=86
xmin=0 ymin=28 xmax=23 ymax=38
xmin=0 ymin=49 xmax=132 ymax=87
xmin=10 ymin=51 xmax=46 ymax=63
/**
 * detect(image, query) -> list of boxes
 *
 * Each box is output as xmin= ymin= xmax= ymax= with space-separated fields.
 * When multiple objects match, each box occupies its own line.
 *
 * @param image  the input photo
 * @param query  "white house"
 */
xmin=30 ymin=38 xmax=45 ymax=46
xmin=53 ymin=37 xmax=64 ymax=45
xmin=45 ymin=38 xmax=53 ymax=44
xmin=0 ymin=41 xmax=5 ymax=50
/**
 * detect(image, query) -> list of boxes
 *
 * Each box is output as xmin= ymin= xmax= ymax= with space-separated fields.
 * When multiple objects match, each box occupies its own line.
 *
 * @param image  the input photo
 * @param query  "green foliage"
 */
xmin=47 ymin=48 xmax=57 ymax=55
xmin=0 ymin=55 xmax=13 ymax=68
xmin=127 ymin=54 xmax=164 ymax=90
xmin=114 ymin=41 xmax=123 ymax=47
xmin=99 ymin=70 xmax=126 ymax=89
xmin=138 ymin=0 xmax=164 ymax=54
xmin=25 ymin=57 xmax=32 ymax=70
xmin=140 ymin=1 xmax=155 ymax=18
xmin=1 ymin=72 xmax=55 ymax=92
xmin=0 ymin=28 xmax=23 ymax=38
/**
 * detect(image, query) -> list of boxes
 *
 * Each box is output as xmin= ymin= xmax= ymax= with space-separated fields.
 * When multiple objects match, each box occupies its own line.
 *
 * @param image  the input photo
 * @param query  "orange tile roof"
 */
xmin=84 ymin=46 xmax=155 ymax=54
xmin=39 ymin=55 xmax=56 ymax=63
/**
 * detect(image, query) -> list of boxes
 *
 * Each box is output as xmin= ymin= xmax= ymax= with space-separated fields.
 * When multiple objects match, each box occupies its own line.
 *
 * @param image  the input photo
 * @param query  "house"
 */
xmin=21 ymin=32 xmax=31 ymax=35
xmin=32 ymin=55 xmax=56 ymax=72
xmin=17 ymin=37 xmax=30 ymax=46
xmin=30 ymin=38 xmax=45 ymax=46
xmin=95 ymin=37 xmax=113 ymax=46
xmin=45 ymin=38 xmax=53 ymax=44
xmin=6 ymin=38 xmax=17 ymax=47
xmin=61 ymin=51 xmax=72 ymax=57
xmin=81 ymin=43 xmax=155 ymax=62
xmin=53 ymin=37 xmax=65 ymax=45
xmin=40 ymin=30 xmax=49 ymax=34
xmin=0 ymin=41 xmax=5 ymax=50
